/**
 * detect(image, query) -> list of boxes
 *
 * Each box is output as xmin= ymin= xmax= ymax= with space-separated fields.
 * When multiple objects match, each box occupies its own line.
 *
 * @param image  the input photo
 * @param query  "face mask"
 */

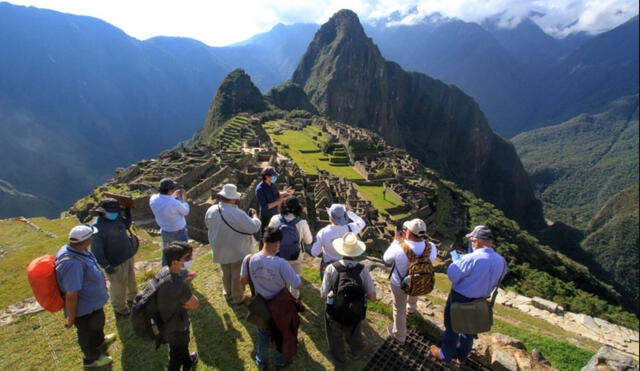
xmin=105 ymin=212 xmax=119 ymax=221
xmin=183 ymin=260 xmax=193 ymax=270
xmin=271 ymin=176 xmax=278 ymax=184
xmin=468 ymin=241 xmax=474 ymax=253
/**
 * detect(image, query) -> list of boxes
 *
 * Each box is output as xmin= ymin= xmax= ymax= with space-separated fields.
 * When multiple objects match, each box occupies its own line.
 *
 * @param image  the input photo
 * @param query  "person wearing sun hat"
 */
xmin=55 ymin=224 xmax=116 ymax=368
xmin=320 ymin=232 xmax=378 ymax=366
xmin=205 ymin=183 xmax=261 ymax=305
xmin=383 ymin=218 xmax=438 ymax=344
xmin=310 ymin=203 xmax=367 ymax=280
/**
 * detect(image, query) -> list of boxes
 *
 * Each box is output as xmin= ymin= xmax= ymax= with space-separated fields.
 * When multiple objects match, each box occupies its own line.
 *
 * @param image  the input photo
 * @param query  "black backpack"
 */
xmin=130 ymin=268 xmax=172 ymax=344
xmin=326 ymin=262 xmax=367 ymax=326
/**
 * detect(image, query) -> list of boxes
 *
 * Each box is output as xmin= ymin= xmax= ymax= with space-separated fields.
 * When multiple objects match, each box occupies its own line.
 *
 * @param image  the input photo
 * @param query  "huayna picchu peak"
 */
xmin=291 ymin=9 xmax=545 ymax=233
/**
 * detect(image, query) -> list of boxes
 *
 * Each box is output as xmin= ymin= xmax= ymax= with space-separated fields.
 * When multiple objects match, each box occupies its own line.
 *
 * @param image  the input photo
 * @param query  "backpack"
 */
xmin=130 ymin=268 xmax=173 ymax=343
xmin=399 ymin=241 xmax=435 ymax=296
xmin=326 ymin=262 xmax=367 ymax=326
xmin=27 ymin=253 xmax=86 ymax=313
xmin=276 ymin=216 xmax=301 ymax=261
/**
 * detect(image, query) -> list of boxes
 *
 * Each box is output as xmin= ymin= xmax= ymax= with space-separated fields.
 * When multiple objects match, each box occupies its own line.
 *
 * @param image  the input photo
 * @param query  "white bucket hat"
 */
xmin=332 ymin=232 xmax=367 ymax=257
xmin=217 ymin=184 xmax=242 ymax=200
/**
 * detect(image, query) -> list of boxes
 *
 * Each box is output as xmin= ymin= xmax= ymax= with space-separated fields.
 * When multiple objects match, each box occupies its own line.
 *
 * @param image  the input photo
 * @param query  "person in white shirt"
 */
xmin=268 ymin=196 xmax=313 ymax=299
xmin=310 ymin=204 xmax=366 ymax=280
xmin=205 ymin=184 xmax=261 ymax=305
xmin=149 ymin=178 xmax=190 ymax=267
xmin=383 ymin=218 xmax=437 ymax=344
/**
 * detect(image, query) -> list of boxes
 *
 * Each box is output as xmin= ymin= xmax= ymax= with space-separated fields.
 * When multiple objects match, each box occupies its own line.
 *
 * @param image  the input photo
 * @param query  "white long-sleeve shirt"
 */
xmin=149 ymin=194 xmax=189 ymax=232
xmin=205 ymin=202 xmax=261 ymax=264
xmin=310 ymin=211 xmax=366 ymax=263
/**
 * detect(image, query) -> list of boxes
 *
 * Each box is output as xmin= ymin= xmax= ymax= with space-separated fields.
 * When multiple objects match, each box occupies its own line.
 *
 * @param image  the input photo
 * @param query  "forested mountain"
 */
xmin=513 ymin=95 xmax=639 ymax=310
xmin=290 ymin=9 xmax=545 ymax=232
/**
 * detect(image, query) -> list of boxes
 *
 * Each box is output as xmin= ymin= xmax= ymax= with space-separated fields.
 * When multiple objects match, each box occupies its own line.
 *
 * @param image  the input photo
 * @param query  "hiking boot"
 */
xmin=386 ymin=325 xmax=405 ymax=344
xmin=232 ymin=294 xmax=251 ymax=305
xmin=186 ymin=352 xmax=199 ymax=370
xmin=84 ymin=355 xmax=112 ymax=368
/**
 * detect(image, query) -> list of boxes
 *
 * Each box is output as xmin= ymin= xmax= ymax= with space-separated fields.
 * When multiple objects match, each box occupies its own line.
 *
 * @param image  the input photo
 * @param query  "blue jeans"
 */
xmin=161 ymin=228 xmax=189 ymax=266
xmin=256 ymin=328 xmax=286 ymax=367
xmin=441 ymin=291 xmax=476 ymax=362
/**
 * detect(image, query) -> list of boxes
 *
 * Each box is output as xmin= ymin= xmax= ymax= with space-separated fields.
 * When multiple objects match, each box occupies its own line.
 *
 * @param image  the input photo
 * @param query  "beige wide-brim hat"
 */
xmin=332 ymin=232 xmax=367 ymax=257
xmin=217 ymin=184 xmax=242 ymax=200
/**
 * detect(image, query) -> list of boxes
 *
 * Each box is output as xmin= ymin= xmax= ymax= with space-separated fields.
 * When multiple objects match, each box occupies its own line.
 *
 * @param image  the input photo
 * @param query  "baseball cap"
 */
xmin=403 ymin=218 xmax=428 ymax=239
xmin=327 ymin=204 xmax=349 ymax=226
xmin=466 ymin=225 xmax=494 ymax=241
xmin=260 ymin=167 xmax=279 ymax=177
xmin=69 ymin=224 xmax=98 ymax=243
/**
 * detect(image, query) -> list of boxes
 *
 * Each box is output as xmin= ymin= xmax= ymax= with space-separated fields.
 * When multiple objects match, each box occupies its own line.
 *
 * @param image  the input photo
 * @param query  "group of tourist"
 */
xmin=53 ymin=165 xmax=507 ymax=370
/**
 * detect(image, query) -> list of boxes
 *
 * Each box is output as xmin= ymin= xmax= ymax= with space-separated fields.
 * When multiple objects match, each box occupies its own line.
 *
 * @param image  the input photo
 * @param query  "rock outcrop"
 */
xmin=265 ymin=82 xmax=318 ymax=114
xmin=581 ymin=346 xmax=638 ymax=371
xmin=291 ymin=9 xmax=545 ymax=232
xmin=201 ymin=68 xmax=267 ymax=140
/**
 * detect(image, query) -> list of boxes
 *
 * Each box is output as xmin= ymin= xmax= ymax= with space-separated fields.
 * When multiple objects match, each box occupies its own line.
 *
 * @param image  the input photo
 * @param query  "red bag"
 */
xmin=27 ymin=255 xmax=65 ymax=312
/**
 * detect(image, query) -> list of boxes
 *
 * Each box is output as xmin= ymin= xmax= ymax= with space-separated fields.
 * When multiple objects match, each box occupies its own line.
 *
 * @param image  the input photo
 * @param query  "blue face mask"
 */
xmin=468 ymin=240 xmax=474 ymax=253
xmin=271 ymin=176 xmax=278 ymax=184
xmin=105 ymin=212 xmax=119 ymax=221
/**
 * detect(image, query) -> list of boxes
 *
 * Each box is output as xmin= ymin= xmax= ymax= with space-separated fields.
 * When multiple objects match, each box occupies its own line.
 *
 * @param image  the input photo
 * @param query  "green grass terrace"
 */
xmin=263 ymin=121 xmax=411 ymax=220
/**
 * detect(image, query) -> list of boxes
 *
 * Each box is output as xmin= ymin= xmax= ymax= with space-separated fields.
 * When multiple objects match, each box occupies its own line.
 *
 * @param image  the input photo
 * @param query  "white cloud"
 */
xmin=5 ymin=0 xmax=638 ymax=45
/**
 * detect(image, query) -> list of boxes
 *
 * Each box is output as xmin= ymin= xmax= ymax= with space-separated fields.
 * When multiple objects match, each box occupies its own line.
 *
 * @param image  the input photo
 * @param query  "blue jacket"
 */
xmin=91 ymin=209 xmax=135 ymax=269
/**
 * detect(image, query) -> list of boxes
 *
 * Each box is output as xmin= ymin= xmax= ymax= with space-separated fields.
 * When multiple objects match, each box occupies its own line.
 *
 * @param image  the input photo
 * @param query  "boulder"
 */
xmin=492 ymin=333 xmax=527 ymax=351
xmin=532 ymin=349 xmax=552 ymax=366
xmin=580 ymin=346 xmax=637 ymax=371
xmin=491 ymin=349 xmax=520 ymax=371
xmin=531 ymin=296 xmax=563 ymax=313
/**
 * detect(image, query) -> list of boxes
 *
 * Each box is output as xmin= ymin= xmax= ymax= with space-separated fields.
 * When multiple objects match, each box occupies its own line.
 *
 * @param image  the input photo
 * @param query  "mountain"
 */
xmin=291 ymin=9 xmax=545 ymax=232
xmin=583 ymin=185 xmax=639 ymax=309
xmin=513 ymin=95 xmax=639 ymax=229
xmin=200 ymin=68 xmax=267 ymax=140
xmin=513 ymin=95 xmax=639 ymax=309
xmin=0 ymin=2 xmax=231 ymax=218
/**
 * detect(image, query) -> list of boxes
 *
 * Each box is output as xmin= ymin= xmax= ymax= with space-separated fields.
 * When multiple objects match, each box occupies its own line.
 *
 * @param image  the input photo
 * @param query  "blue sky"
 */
xmin=6 ymin=0 xmax=639 ymax=46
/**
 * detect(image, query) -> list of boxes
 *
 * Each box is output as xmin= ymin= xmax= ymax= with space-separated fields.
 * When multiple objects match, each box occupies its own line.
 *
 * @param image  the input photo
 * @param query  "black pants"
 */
xmin=325 ymin=313 xmax=364 ymax=363
xmin=166 ymin=330 xmax=192 ymax=371
xmin=260 ymin=215 xmax=272 ymax=238
xmin=74 ymin=308 xmax=105 ymax=364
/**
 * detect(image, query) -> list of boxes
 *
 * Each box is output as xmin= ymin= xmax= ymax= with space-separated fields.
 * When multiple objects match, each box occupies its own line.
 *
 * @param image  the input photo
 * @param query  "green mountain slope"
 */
xmin=513 ymin=95 xmax=639 ymax=229
xmin=582 ymin=185 xmax=639 ymax=307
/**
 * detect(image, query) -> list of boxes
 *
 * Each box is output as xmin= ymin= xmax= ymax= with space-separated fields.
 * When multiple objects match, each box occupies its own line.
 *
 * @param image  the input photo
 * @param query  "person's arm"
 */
xmin=362 ymin=270 xmax=378 ymax=301
xmin=320 ymin=265 xmax=335 ymax=300
xmin=299 ymin=220 xmax=313 ymax=245
xmin=281 ymin=260 xmax=301 ymax=289
xmin=240 ymin=255 xmax=250 ymax=287
xmin=429 ymin=242 xmax=438 ymax=263
xmin=64 ymin=291 xmax=78 ymax=328
xmin=310 ymin=232 xmax=323 ymax=257
xmin=266 ymin=197 xmax=284 ymax=211
xmin=447 ymin=258 xmax=471 ymax=284
xmin=347 ymin=210 xmax=366 ymax=233
xmin=90 ymin=233 xmax=112 ymax=272
xmin=173 ymin=198 xmax=190 ymax=216
xmin=236 ymin=208 xmax=261 ymax=234
xmin=382 ymin=242 xmax=398 ymax=264
xmin=122 ymin=208 xmax=132 ymax=229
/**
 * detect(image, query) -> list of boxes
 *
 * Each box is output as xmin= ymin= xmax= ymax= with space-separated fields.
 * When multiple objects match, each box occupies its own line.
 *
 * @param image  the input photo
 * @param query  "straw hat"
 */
xmin=332 ymin=232 xmax=366 ymax=257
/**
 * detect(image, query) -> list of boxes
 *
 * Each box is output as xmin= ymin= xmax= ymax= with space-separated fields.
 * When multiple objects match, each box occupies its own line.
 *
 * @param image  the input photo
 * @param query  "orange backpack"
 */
xmin=27 ymin=254 xmax=85 ymax=312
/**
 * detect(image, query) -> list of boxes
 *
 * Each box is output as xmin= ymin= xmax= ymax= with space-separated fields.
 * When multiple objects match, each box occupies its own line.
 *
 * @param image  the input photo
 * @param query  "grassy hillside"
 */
xmin=0 ymin=217 xmax=597 ymax=370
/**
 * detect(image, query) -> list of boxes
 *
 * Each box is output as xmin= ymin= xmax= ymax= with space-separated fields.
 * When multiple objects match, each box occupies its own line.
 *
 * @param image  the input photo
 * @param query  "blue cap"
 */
xmin=327 ymin=204 xmax=349 ymax=225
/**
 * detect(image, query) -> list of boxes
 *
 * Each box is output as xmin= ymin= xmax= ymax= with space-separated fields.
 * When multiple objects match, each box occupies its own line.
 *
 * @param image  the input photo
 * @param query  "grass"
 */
xmin=0 ymin=217 xmax=162 ymax=309
xmin=1 ymin=250 xmax=391 ymax=370
xmin=264 ymin=121 xmax=410 ymax=220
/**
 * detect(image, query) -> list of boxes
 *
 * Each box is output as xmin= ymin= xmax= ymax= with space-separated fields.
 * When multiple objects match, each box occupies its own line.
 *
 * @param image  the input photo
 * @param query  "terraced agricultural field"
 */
xmin=264 ymin=121 xmax=410 ymax=220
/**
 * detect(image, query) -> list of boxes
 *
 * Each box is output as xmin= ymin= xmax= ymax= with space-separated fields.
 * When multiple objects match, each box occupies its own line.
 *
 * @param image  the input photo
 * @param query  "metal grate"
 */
xmin=364 ymin=330 xmax=489 ymax=371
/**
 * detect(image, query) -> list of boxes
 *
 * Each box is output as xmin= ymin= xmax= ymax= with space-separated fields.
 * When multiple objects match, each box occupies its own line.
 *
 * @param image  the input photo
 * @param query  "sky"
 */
xmin=6 ymin=0 xmax=639 ymax=46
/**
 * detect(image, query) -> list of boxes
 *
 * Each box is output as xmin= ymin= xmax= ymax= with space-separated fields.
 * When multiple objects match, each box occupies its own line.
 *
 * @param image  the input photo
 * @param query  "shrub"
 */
xmin=374 ymin=168 xmax=395 ymax=179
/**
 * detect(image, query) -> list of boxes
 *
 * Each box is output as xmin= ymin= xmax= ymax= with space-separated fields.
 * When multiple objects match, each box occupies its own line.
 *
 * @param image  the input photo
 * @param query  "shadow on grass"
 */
xmin=114 ymin=314 xmax=168 ymax=371
xmin=190 ymin=288 xmax=245 ymax=369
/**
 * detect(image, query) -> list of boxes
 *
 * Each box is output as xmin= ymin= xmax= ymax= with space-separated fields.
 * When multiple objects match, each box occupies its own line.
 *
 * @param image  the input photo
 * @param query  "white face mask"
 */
xmin=183 ymin=260 xmax=193 ymax=270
